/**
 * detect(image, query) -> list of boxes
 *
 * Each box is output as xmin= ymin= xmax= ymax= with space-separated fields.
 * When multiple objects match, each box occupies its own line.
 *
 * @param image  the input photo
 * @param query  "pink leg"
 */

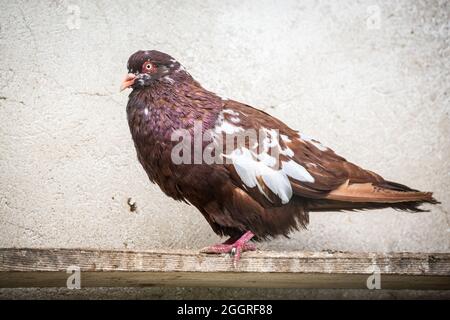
xmin=200 ymin=231 xmax=256 ymax=265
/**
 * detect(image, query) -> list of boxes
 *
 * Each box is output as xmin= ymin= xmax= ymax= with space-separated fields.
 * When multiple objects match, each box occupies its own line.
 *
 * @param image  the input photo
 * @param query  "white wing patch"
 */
xmin=222 ymin=109 xmax=239 ymax=116
xmin=214 ymin=110 xmax=244 ymax=135
xmin=215 ymin=121 xmax=244 ymax=134
xmin=225 ymin=148 xmax=292 ymax=204
xmin=214 ymin=110 xmax=317 ymax=204
xmin=222 ymin=109 xmax=241 ymax=123
xmin=223 ymin=129 xmax=315 ymax=204
xmin=257 ymin=152 xmax=277 ymax=167
xmin=280 ymin=134 xmax=292 ymax=143
xmin=281 ymin=160 xmax=315 ymax=183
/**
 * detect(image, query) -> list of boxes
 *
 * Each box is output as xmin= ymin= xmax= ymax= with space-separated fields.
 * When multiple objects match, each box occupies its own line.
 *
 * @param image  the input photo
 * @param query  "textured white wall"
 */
xmin=0 ymin=0 xmax=449 ymax=255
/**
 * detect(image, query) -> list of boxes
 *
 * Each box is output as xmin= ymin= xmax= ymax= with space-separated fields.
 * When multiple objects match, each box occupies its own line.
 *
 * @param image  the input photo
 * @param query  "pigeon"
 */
xmin=121 ymin=50 xmax=437 ymax=264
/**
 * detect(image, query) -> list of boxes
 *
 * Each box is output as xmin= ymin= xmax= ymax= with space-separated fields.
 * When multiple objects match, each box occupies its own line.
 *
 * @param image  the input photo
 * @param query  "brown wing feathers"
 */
xmin=223 ymin=100 xmax=437 ymax=214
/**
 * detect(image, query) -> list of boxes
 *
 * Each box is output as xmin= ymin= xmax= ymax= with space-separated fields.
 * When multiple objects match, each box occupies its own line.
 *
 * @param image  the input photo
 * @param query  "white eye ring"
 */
xmin=145 ymin=63 xmax=152 ymax=70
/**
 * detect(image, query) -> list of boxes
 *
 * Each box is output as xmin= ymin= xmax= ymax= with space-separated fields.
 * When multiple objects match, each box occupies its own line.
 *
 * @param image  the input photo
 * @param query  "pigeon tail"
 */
xmin=309 ymin=179 xmax=439 ymax=212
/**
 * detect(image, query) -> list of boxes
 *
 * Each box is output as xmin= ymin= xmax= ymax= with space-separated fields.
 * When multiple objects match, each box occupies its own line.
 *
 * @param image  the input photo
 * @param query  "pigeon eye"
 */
xmin=143 ymin=62 xmax=154 ymax=72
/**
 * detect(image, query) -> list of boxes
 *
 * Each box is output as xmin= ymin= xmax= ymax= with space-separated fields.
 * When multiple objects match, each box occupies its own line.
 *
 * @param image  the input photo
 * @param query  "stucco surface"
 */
xmin=0 ymin=0 xmax=449 ymax=261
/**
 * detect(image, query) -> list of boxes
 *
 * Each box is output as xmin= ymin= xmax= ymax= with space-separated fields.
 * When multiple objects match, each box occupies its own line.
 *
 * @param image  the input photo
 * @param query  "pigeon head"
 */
xmin=120 ymin=50 xmax=186 ymax=91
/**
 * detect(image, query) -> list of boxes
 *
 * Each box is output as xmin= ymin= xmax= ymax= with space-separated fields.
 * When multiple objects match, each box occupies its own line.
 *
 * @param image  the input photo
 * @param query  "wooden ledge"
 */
xmin=1 ymin=248 xmax=449 ymax=289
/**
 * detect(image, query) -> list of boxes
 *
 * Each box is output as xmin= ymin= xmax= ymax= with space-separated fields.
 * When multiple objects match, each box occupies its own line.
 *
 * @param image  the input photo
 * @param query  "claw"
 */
xmin=200 ymin=231 xmax=256 ymax=266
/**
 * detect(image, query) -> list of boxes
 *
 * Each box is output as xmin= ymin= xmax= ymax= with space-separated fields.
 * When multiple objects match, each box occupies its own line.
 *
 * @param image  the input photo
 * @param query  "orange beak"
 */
xmin=120 ymin=73 xmax=137 ymax=92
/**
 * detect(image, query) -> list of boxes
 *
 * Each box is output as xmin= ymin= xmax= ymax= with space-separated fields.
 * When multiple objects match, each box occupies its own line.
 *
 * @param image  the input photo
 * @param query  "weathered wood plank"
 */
xmin=1 ymin=248 xmax=449 ymax=289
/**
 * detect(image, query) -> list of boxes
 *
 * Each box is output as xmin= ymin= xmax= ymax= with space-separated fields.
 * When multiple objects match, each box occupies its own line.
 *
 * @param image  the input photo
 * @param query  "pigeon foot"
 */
xmin=200 ymin=231 xmax=256 ymax=265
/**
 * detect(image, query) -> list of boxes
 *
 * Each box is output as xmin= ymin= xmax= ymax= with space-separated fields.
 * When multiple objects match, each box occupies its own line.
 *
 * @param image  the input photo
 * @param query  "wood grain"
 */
xmin=1 ymin=248 xmax=449 ymax=289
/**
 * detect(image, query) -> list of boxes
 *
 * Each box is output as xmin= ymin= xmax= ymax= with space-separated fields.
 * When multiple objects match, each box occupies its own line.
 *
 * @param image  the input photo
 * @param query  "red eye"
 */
xmin=142 ymin=62 xmax=154 ymax=73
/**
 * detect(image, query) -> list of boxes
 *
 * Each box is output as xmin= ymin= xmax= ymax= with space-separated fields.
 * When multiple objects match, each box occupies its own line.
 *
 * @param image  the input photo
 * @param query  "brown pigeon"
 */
xmin=121 ymin=50 xmax=437 ymax=263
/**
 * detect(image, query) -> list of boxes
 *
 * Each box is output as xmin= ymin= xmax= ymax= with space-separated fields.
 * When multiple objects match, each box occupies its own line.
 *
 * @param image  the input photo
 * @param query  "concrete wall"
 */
xmin=0 ymin=0 xmax=449 ymax=295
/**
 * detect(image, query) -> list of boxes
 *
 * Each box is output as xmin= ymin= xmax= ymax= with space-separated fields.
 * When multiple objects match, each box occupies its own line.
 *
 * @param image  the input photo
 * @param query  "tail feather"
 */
xmin=324 ymin=179 xmax=436 ymax=203
xmin=308 ymin=198 xmax=438 ymax=213
xmin=314 ymin=179 xmax=439 ymax=212
xmin=378 ymin=180 xmax=419 ymax=192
